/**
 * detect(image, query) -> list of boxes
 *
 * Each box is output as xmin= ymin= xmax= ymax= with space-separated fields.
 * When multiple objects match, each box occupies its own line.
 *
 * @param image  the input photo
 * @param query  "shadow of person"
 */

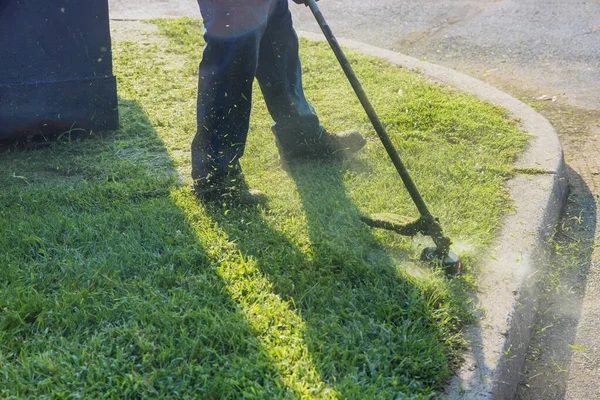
xmin=0 ymin=98 xmax=289 ymax=398
xmin=205 ymin=158 xmax=456 ymax=396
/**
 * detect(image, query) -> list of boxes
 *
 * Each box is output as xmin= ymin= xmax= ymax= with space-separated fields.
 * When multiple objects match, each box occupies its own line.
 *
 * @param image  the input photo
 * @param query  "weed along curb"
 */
xmin=298 ymin=32 xmax=568 ymax=399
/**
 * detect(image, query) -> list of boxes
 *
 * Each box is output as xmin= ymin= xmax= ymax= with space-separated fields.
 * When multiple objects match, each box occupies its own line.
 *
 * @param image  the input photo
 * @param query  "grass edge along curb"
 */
xmin=0 ymin=17 xmax=530 ymax=399
xmin=299 ymin=24 xmax=570 ymax=400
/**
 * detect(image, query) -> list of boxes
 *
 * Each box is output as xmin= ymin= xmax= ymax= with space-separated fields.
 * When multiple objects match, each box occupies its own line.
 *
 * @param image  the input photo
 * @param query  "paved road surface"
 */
xmin=292 ymin=0 xmax=600 ymax=110
xmin=108 ymin=0 xmax=600 ymax=110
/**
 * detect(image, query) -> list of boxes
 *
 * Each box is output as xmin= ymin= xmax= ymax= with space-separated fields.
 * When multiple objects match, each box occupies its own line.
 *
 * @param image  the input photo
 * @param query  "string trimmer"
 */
xmin=304 ymin=0 xmax=460 ymax=275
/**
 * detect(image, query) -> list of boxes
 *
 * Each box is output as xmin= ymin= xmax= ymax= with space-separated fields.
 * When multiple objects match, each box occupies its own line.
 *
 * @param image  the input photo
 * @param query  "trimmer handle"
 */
xmin=302 ymin=0 xmax=454 ymax=259
xmin=302 ymin=0 xmax=434 ymax=221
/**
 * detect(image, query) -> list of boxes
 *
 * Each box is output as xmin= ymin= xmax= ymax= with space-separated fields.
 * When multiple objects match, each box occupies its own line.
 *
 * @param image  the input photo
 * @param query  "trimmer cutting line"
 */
xmin=305 ymin=0 xmax=460 ymax=275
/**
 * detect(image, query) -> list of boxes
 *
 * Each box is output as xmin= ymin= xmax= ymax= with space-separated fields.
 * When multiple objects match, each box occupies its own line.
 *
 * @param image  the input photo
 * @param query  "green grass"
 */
xmin=0 ymin=18 xmax=528 ymax=398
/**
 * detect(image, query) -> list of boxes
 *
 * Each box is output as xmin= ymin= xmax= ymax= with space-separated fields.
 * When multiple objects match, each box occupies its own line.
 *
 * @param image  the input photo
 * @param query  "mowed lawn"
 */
xmin=0 ymin=18 xmax=528 ymax=398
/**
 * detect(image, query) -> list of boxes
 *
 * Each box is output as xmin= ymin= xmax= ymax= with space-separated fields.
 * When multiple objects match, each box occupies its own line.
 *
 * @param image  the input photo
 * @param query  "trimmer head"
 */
xmin=421 ymin=247 xmax=461 ymax=276
xmin=361 ymin=213 xmax=461 ymax=276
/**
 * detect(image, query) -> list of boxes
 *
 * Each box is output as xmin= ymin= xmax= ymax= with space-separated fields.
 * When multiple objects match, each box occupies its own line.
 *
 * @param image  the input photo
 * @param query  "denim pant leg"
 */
xmin=256 ymin=0 xmax=323 ymax=152
xmin=192 ymin=0 xmax=270 ymax=184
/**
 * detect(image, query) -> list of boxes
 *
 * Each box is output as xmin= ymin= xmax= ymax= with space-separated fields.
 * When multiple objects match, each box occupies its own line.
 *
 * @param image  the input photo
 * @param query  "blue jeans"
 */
xmin=192 ymin=0 xmax=322 ymax=184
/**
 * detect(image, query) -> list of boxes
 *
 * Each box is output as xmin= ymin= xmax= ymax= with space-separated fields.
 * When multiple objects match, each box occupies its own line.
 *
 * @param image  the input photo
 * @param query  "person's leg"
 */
xmin=255 ymin=0 xmax=322 ymax=154
xmin=255 ymin=0 xmax=366 ymax=160
xmin=192 ymin=0 xmax=271 ymax=187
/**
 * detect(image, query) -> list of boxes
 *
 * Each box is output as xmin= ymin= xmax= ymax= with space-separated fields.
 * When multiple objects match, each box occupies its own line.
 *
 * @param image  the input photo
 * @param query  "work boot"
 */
xmin=192 ymin=172 xmax=268 ymax=207
xmin=274 ymin=127 xmax=366 ymax=164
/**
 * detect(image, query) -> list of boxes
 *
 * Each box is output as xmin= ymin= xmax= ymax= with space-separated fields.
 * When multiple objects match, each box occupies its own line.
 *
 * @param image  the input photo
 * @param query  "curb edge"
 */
xmin=297 ymin=31 xmax=569 ymax=399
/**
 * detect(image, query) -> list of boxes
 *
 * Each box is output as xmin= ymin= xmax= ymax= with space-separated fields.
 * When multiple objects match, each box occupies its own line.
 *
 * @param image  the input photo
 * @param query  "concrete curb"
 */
xmin=298 ymin=31 xmax=569 ymax=399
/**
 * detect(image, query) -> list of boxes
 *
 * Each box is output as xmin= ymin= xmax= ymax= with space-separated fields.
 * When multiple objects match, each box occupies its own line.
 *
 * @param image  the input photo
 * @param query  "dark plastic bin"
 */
xmin=0 ymin=0 xmax=118 ymax=140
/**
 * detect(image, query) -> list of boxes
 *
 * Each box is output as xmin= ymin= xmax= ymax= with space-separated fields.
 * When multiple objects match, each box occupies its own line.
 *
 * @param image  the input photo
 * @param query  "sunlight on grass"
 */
xmin=171 ymin=190 xmax=334 ymax=397
xmin=0 ymin=17 xmax=529 ymax=398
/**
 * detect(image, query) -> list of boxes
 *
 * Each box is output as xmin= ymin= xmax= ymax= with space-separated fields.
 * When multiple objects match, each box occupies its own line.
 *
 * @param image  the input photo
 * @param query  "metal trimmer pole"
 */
xmin=305 ymin=0 xmax=451 ymax=255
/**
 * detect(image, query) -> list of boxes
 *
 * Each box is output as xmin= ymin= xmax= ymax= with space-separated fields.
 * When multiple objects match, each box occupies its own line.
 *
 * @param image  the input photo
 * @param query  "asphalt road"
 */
xmin=108 ymin=0 xmax=600 ymax=110
xmin=292 ymin=0 xmax=600 ymax=110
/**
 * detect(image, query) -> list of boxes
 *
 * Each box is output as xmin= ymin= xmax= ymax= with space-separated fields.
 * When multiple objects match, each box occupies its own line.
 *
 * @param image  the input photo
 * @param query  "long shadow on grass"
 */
xmin=0 ymin=99 xmax=289 ymax=398
xmin=206 ymin=159 xmax=454 ymax=397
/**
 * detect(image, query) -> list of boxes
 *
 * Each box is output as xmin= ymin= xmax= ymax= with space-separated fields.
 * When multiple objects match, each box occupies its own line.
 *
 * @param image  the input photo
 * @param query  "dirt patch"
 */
xmin=110 ymin=19 xmax=160 ymax=41
xmin=524 ymin=100 xmax=600 ymax=194
xmin=478 ymin=73 xmax=600 ymax=194
xmin=110 ymin=20 xmax=186 ymax=72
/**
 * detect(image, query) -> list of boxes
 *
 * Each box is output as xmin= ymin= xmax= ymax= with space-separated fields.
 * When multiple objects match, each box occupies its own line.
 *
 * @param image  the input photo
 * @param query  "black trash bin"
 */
xmin=0 ymin=0 xmax=118 ymax=141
